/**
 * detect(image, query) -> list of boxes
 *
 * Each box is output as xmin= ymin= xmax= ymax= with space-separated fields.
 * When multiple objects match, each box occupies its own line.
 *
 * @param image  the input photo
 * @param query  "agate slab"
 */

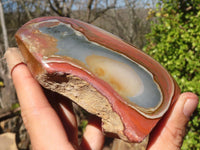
xmin=15 ymin=17 xmax=180 ymax=142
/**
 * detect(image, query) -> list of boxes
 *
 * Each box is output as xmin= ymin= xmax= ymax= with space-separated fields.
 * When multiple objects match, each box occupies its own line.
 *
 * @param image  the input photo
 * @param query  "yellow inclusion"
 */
xmin=86 ymin=55 xmax=144 ymax=98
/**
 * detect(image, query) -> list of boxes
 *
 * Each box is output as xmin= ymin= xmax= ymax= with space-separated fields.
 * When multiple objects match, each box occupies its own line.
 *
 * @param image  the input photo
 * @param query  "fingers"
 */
xmin=12 ymin=64 xmax=75 ymax=150
xmin=148 ymin=92 xmax=199 ymax=150
xmin=7 ymin=48 xmax=104 ymax=149
xmin=44 ymin=88 xmax=79 ymax=147
xmin=4 ymin=47 xmax=25 ymax=73
xmin=80 ymin=116 xmax=104 ymax=150
xmin=5 ymin=48 xmax=75 ymax=150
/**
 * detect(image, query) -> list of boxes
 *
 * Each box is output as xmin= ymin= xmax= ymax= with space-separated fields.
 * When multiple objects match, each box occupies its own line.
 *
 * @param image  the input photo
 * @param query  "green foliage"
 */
xmin=144 ymin=0 xmax=200 ymax=149
xmin=11 ymin=103 xmax=20 ymax=110
xmin=0 ymin=81 xmax=4 ymax=87
xmin=79 ymin=119 xmax=88 ymax=133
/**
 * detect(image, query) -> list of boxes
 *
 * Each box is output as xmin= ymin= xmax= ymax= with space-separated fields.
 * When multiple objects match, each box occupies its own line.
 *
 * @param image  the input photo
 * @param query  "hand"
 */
xmin=6 ymin=48 xmax=198 ymax=150
xmin=147 ymin=92 xmax=198 ymax=150
xmin=11 ymin=63 xmax=104 ymax=150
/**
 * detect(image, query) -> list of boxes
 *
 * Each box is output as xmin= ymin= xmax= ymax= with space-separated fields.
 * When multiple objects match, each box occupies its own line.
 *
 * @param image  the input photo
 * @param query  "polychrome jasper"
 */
xmin=15 ymin=16 xmax=180 ymax=142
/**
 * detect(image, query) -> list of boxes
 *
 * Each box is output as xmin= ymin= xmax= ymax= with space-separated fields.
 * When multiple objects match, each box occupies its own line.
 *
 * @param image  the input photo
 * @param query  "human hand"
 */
xmin=6 ymin=47 xmax=198 ymax=150
xmin=5 ymin=47 xmax=104 ymax=150
xmin=147 ymin=92 xmax=198 ymax=150
xmin=11 ymin=63 xmax=104 ymax=150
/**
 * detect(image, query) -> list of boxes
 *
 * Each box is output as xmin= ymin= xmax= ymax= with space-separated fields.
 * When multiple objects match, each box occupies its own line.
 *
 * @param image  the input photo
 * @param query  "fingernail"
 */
xmin=4 ymin=48 xmax=25 ymax=74
xmin=183 ymin=98 xmax=198 ymax=118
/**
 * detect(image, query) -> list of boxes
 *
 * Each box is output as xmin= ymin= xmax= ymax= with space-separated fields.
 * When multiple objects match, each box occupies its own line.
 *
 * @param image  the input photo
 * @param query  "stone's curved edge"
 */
xmin=14 ymin=16 xmax=181 ymax=142
xmin=16 ymin=16 xmax=176 ymax=118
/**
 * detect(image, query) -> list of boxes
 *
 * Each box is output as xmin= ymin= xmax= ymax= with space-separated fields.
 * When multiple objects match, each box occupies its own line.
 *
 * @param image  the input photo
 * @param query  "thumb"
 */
xmin=148 ymin=92 xmax=199 ymax=150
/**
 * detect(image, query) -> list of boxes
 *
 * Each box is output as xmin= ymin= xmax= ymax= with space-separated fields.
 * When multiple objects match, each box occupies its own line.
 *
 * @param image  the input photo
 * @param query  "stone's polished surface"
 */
xmin=40 ymin=22 xmax=162 ymax=111
xmin=18 ymin=18 xmax=162 ymax=113
xmin=15 ymin=16 xmax=180 ymax=142
xmin=86 ymin=55 xmax=144 ymax=98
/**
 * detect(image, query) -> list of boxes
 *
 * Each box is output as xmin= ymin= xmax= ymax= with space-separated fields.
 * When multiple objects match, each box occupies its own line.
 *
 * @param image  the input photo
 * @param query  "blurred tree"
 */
xmin=19 ymin=0 xmax=32 ymax=19
xmin=48 ymin=0 xmax=117 ymax=23
xmin=0 ymin=0 xmax=152 ymax=49
xmin=85 ymin=0 xmax=117 ymax=23
xmin=0 ymin=0 xmax=16 ymax=108
xmin=144 ymin=0 xmax=200 ymax=149
xmin=48 ymin=0 xmax=75 ymax=17
xmin=0 ymin=0 xmax=8 ymax=49
xmin=95 ymin=0 xmax=152 ymax=49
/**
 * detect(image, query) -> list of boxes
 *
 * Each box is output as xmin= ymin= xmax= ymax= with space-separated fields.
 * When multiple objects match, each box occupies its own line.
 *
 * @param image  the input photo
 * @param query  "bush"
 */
xmin=144 ymin=0 xmax=200 ymax=149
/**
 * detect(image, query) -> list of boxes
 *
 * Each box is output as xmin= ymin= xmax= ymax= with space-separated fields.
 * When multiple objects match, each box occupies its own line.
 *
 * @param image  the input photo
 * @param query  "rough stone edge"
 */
xmin=37 ymin=73 xmax=128 ymax=141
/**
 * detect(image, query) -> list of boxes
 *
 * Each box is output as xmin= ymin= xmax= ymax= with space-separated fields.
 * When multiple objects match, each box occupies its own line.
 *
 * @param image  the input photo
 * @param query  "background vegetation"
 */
xmin=144 ymin=0 xmax=200 ymax=149
xmin=0 ymin=0 xmax=199 ymax=149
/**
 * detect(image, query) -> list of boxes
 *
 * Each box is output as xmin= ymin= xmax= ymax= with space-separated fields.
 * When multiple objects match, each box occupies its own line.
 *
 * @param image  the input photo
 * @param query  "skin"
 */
xmin=8 ymin=48 xmax=199 ymax=150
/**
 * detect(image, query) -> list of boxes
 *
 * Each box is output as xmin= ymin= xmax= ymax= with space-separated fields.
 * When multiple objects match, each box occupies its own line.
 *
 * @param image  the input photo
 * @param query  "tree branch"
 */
xmin=0 ymin=107 xmax=21 ymax=122
xmin=89 ymin=0 xmax=117 ymax=23
xmin=87 ymin=0 xmax=94 ymax=22
xmin=48 ymin=0 xmax=63 ymax=16
xmin=0 ymin=1 xmax=9 ymax=50
xmin=19 ymin=0 xmax=32 ymax=20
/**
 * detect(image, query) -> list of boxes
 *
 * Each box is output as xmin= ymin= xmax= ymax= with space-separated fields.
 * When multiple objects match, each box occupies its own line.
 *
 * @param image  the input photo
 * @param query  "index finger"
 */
xmin=6 ymin=48 xmax=75 ymax=150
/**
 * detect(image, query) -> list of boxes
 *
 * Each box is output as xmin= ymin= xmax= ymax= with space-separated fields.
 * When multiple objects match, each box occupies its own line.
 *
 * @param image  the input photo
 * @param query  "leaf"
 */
xmin=144 ymin=0 xmax=200 ymax=149
xmin=0 ymin=81 xmax=4 ymax=87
